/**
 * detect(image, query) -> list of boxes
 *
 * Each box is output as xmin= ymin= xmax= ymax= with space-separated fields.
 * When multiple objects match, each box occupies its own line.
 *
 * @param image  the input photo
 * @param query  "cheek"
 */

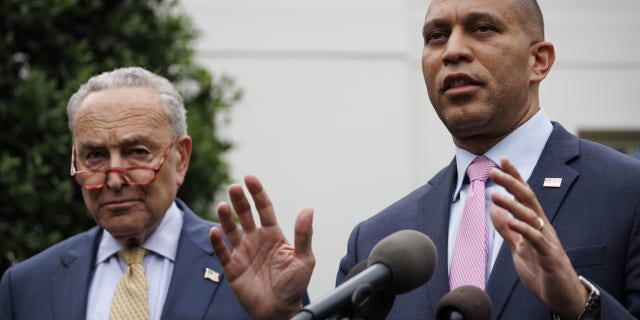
xmin=81 ymin=189 xmax=99 ymax=215
xmin=422 ymin=53 xmax=443 ymax=89
xmin=495 ymin=50 xmax=530 ymax=83
xmin=494 ymin=63 xmax=530 ymax=103
xmin=157 ymin=167 xmax=178 ymax=193
xmin=422 ymin=56 xmax=437 ymax=82
xmin=144 ymin=169 xmax=178 ymax=210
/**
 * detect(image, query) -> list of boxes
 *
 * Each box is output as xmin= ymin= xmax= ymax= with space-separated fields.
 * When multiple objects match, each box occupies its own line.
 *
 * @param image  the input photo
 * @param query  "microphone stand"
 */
xmin=291 ymin=283 xmax=377 ymax=320
xmin=336 ymin=283 xmax=377 ymax=320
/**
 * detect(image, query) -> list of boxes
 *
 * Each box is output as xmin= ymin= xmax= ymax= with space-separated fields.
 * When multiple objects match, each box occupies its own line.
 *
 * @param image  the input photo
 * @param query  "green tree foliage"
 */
xmin=0 ymin=0 xmax=241 ymax=275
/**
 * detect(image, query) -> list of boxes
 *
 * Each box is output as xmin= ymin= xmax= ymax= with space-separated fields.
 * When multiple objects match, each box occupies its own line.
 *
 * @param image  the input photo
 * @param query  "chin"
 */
xmin=105 ymin=225 xmax=146 ymax=245
xmin=97 ymin=213 xmax=145 ymax=236
xmin=121 ymin=237 xmax=143 ymax=247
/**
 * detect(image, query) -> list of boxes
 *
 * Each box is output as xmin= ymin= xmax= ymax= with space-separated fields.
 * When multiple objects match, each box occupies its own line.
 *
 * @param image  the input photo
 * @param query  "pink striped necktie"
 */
xmin=450 ymin=156 xmax=496 ymax=290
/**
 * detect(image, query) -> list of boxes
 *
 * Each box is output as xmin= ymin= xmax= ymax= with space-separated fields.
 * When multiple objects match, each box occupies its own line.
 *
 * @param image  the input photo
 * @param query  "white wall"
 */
xmin=180 ymin=0 xmax=640 ymax=299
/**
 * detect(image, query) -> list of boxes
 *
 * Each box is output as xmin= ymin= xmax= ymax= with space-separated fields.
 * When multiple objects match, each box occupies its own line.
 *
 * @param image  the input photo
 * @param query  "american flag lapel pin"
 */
xmin=204 ymin=267 xmax=220 ymax=283
xmin=543 ymin=177 xmax=562 ymax=188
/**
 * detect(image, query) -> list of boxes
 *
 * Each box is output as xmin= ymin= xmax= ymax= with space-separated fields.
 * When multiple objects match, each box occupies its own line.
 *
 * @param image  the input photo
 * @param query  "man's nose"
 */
xmin=442 ymin=29 xmax=473 ymax=65
xmin=105 ymin=155 xmax=127 ymax=190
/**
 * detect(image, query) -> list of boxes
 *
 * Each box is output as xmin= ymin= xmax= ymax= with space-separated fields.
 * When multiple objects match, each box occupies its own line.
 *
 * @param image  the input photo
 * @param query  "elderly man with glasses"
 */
xmin=0 ymin=67 xmax=253 ymax=320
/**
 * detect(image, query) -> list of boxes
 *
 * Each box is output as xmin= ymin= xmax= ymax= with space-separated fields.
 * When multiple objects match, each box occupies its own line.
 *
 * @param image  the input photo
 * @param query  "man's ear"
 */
xmin=174 ymin=135 xmax=192 ymax=187
xmin=530 ymin=41 xmax=555 ymax=83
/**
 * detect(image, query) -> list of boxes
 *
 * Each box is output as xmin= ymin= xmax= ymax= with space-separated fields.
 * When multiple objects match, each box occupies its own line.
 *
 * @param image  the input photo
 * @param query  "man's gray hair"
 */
xmin=67 ymin=66 xmax=187 ymax=137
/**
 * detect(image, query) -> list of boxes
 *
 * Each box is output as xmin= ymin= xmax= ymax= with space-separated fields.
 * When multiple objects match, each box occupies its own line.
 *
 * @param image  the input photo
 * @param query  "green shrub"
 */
xmin=0 ymin=0 xmax=241 ymax=275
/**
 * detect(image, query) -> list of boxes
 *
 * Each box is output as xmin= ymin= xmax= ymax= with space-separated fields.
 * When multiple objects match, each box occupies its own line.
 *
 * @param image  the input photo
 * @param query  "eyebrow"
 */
xmin=464 ymin=11 xmax=507 ymax=30
xmin=423 ymin=11 xmax=507 ymax=37
xmin=76 ymin=137 xmax=159 ymax=151
xmin=423 ymin=18 xmax=449 ymax=39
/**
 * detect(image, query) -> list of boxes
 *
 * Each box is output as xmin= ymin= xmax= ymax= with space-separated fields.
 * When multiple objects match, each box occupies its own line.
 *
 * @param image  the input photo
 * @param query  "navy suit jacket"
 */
xmin=0 ymin=199 xmax=251 ymax=320
xmin=337 ymin=123 xmax=640 ymax=319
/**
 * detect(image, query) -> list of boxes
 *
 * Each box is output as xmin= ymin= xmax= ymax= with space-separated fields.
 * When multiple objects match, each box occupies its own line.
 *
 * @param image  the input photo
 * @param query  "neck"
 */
xmin=453 ymin=137 xmax=501 ymax=156
xmin=454 ymin=105 xmax=540 ymax=155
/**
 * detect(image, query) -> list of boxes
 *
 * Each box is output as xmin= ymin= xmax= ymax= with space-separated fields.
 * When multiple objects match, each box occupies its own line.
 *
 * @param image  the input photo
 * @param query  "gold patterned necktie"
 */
xmin=109 ymin=247 xmax=150 ymax=320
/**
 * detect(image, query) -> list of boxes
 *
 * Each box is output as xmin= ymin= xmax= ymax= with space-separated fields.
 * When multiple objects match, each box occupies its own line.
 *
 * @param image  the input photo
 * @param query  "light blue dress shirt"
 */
xmin=86 ymin=201 xmax=184 ymax=320
xmin=447 ymin=109 xmax=553 ymax=284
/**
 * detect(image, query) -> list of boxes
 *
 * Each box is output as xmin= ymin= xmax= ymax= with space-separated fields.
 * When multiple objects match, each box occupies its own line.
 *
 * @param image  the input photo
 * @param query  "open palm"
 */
xmin=210 ymin=175 xmax=315 ymax=320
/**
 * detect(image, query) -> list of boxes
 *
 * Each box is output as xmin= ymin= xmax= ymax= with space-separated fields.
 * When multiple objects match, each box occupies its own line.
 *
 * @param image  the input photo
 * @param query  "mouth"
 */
xmin=441 ymin=73 xmax=482 ymax=94
xmin=100 ymin=199 xmax=142 ymax=211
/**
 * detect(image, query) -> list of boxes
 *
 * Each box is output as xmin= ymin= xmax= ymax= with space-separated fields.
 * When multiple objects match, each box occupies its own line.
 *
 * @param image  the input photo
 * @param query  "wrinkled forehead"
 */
xmin=72 ymin=86 xmax=173 ymax=145
xmin=425 ymin=0 xmax=513 ymax=22
xmin=424 ymin=0 xmax=544 ymax=44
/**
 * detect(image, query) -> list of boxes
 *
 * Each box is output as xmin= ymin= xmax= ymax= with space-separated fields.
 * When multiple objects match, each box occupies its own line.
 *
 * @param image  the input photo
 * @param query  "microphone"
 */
xmin=435 ymin=285 xmax=492 ymax=320
xmin=291 ymin=229 xmax=437 ymax=320
xmin=335 ymin=259 xmax=395 ymax=320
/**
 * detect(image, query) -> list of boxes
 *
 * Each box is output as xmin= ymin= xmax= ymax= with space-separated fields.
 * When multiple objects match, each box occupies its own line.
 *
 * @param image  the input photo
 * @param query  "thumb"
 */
xmin=294 ymin=208 xmax=314 ymax=259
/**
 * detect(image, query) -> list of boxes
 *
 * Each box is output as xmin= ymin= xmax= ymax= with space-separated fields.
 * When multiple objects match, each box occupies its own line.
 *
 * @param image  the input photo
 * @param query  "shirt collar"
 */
xmin=95 ymin=201 xmax=184 ymax=265
xmin=452 ymin=109 xmax=553 ymax=201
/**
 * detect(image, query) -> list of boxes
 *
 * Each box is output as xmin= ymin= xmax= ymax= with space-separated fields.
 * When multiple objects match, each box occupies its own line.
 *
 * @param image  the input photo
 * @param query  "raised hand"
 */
xmin=209 ymin=175 xmax=315 ymax=320
xmin=489 ymin=157 xmax=588 ymax=319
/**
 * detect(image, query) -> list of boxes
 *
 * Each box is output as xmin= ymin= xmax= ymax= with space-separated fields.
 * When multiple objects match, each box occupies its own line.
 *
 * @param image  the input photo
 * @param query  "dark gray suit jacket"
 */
xmin=337 ymin=122 xmax=640 ymax=319
xmin=0 ymin=199 xmax=251 ymax=320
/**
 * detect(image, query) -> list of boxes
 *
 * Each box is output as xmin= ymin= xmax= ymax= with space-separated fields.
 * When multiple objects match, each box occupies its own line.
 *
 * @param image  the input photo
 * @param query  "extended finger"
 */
xmin=209 ymin=226 xmax=233 ymax=267
xmin=294 ymin=208 xmax=315 ymax=259
xmin=217 ymin=202 xmax=242 ymax=248
xmin=491 ymin=191 xmax=546 ymax=230
xmin=490 ymin=165 xmax=545 ymax=216
xmin=534 ymin=217 xmax=545 ymax=232
xmin=491 ymin=204 xmax=552 ymax=255
xmin=244 ymin=175 xmax=279 ymax=227
xmin=499 ymin=157 xmax=525 ymax=183
xmin=228 ymin=183 xmax=257 ymax=233
xmin=490 ymin=205 xmax=521 ymax=251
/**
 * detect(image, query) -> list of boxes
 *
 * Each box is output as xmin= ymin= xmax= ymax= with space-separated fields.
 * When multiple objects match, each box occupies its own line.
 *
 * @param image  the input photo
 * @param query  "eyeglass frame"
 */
xmin=69 ymin=136 xmax=179 ymax=190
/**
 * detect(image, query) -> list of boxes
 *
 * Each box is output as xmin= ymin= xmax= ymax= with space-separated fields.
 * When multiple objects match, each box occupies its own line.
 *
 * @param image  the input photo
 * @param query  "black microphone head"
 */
xmin=336 ymin=259 xmax=395 ymax=320
xmin=367 ymin=229 xmax=437 ymax=294
xmin=436 ymin=285 xmax=492 ymax=320
xmin=346 ymin=259 xmax=369 ymax=277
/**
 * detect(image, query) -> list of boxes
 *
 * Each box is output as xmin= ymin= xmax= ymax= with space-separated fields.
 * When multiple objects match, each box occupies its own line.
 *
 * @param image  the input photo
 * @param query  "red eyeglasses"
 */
xmin=70 ymin=137 xmax=178 ymax=190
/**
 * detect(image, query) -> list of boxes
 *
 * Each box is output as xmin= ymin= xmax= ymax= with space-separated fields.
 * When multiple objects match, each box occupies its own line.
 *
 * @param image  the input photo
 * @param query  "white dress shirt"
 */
xmin=86 ymin=201 xmax=184 ymax=320
xmin=447 ymin=109 xmax=553 ymax=284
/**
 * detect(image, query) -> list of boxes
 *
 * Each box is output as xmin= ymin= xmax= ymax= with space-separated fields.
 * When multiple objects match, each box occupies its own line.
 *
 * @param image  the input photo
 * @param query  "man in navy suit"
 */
xmin=208 ymin=0 xmax=640 ymax=319
xmin=0 ymin=67 xmax=251 ymax=319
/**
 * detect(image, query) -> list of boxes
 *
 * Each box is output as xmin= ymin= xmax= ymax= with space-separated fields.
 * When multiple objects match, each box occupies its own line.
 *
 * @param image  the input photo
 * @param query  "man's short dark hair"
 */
xmin=515 ymin=0 xmax=545 ymax=40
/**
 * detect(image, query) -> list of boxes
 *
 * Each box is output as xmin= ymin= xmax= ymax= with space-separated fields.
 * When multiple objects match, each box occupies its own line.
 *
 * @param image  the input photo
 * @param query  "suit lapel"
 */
xmin=487 ymin=122 xmax=580 ymax=318
xmin=51 ymin=227 xmax=101 ymax=320
xmin=421 ymin=159 xmax=458 ymax=316
xmin=161 ymin=203 xmax=223 ymax=320
xmin=528 ymin=123 xmax=580 ymax=225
